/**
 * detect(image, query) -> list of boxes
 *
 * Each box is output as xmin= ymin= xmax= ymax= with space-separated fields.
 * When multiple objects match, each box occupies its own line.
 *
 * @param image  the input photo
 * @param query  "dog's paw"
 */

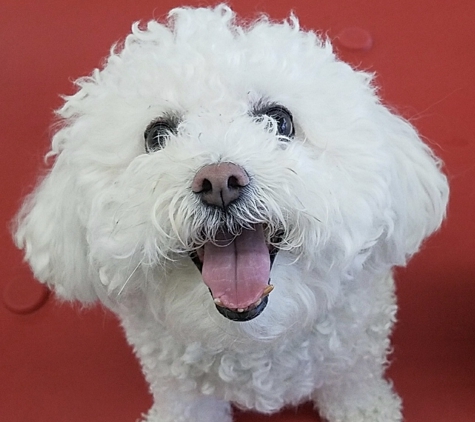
xmin=321 ymin=395 xmax=402 ymax=422
xmin=316 ymin=379 xmax=402 ymax=422
xmin=141 ymin=396 xmax=233 ymax=422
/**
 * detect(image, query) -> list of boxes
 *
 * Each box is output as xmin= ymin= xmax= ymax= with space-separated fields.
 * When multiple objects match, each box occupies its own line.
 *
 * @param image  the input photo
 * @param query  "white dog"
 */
xmin=14 ymin=5 xmax=448 ymax=422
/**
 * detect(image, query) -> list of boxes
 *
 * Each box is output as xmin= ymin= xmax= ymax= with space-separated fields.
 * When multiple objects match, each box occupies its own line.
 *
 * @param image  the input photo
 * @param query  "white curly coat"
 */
xmin=14 ymin=5 xmax=448 ymax=422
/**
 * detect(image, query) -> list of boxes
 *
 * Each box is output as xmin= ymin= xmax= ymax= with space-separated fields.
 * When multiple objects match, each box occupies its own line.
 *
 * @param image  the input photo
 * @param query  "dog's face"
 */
xmin=15 ymin=6 xmax=447 ymax=337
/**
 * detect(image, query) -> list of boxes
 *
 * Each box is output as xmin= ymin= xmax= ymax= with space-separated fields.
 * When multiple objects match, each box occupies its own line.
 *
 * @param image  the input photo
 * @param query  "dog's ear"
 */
xmin=378 ymin=107 xmax=449 ymax=265
xmin=13 ymin=147 xmax=98 ymax=303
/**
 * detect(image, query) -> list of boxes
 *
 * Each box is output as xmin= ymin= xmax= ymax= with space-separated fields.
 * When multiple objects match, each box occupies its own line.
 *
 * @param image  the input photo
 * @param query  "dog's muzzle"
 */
xmin=190 ymin=162 xmax=278 ymax=322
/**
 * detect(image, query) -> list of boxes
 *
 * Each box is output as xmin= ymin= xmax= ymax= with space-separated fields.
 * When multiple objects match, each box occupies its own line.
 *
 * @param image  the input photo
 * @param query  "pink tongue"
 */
xmin=202 ymin=225 xmax=270 ymax=309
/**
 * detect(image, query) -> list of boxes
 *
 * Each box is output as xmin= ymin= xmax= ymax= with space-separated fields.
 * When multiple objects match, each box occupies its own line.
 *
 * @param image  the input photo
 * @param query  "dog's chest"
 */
xmin=138 ymin=329 xmax=324 ymax=412
xmin=206 ymin=340 xmax=321 ymax=410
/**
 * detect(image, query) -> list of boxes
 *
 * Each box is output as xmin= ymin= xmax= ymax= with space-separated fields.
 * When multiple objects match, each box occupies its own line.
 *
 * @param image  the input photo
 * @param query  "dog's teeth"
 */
xmin=254 ymin=298 xmax=262 ymax=307
xmin=214 ymin=298 xmax=223 ymax=307
xmin=261 ymin=284 xmax=274 ymax=298
xmin=237 ymin=308 xmax=245 ymax=313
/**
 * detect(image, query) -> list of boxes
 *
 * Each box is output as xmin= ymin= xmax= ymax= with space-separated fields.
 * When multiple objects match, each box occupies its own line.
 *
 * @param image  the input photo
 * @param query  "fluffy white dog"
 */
xmin=14 ymin=5 xmax=448 ymax=422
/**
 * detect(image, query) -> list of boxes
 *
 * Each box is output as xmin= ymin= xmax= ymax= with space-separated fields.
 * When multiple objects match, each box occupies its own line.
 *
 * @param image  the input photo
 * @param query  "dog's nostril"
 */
xmin=202 ymin=178 xmax=213 ymax=193
xmin=227 ymin=175 xmax=240 ymax=190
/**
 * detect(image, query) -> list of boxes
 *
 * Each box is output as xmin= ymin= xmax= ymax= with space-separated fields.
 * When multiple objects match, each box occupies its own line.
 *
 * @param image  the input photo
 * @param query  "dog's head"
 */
xmin=14 ymin=5 xmax=448 ymax=330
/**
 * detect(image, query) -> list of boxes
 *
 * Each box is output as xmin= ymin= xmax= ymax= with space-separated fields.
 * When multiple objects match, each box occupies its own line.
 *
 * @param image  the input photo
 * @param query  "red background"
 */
xmin=1 ymin=1 xmax=474 ymax=421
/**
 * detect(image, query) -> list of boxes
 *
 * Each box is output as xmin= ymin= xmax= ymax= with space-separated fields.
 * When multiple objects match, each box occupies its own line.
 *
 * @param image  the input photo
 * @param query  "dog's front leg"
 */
xmin=313 ymin=363 xmax=402 ymax=422
xmin=142 ymin=387 xmax=232 ymax=422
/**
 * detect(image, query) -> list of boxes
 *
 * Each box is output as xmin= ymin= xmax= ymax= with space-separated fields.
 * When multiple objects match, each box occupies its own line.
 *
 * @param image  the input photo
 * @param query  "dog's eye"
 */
xmin=257 ymin=105 xmax=295 ymax=139
xmin=144 ymin=120 xmax=177 ymax=153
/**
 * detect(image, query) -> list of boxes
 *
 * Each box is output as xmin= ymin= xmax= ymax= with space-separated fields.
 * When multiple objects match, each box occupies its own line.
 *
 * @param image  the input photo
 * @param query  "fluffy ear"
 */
xmin=378 ymin=106 xmax=449 ymax=265
xmin=13 ymin=150 xmax=98 ymax=303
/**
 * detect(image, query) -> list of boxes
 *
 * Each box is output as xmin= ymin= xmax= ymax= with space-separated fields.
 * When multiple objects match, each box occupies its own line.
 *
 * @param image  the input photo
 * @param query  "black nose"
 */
xmin=191 ymin=162 xmax=249 ymax=207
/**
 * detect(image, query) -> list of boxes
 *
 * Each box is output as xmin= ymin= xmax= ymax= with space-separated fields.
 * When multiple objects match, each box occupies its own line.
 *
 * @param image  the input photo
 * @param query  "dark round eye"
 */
xmin=144 ymin=119 xmax=177 ymax=153
xmin=261 ymin=105 xmax=295 ymax=138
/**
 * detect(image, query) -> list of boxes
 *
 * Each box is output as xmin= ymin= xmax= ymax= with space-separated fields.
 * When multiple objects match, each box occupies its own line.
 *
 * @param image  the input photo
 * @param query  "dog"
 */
xmin=14 ymin=5 xmax=448 ymax=422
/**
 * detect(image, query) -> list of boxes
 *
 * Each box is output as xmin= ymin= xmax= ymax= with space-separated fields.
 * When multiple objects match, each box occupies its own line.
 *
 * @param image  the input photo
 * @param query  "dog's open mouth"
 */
xmin=190 ymin=224 xmax=279 ymax=322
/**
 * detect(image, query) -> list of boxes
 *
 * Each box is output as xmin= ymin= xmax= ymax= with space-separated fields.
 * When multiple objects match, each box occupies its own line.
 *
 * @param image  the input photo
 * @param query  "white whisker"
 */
xmin=118 ymin=258 xmax=143 ymax=296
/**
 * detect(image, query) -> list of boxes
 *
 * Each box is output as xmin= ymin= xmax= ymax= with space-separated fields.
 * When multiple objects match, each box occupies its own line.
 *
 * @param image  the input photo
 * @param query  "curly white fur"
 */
xmin=14 ymin=5 xmax=448 ymax=422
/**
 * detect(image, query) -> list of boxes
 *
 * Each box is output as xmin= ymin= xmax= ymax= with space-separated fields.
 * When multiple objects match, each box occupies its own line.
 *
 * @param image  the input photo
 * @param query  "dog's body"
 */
xmin=14 ymin=5 xmax=448 ymax=422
